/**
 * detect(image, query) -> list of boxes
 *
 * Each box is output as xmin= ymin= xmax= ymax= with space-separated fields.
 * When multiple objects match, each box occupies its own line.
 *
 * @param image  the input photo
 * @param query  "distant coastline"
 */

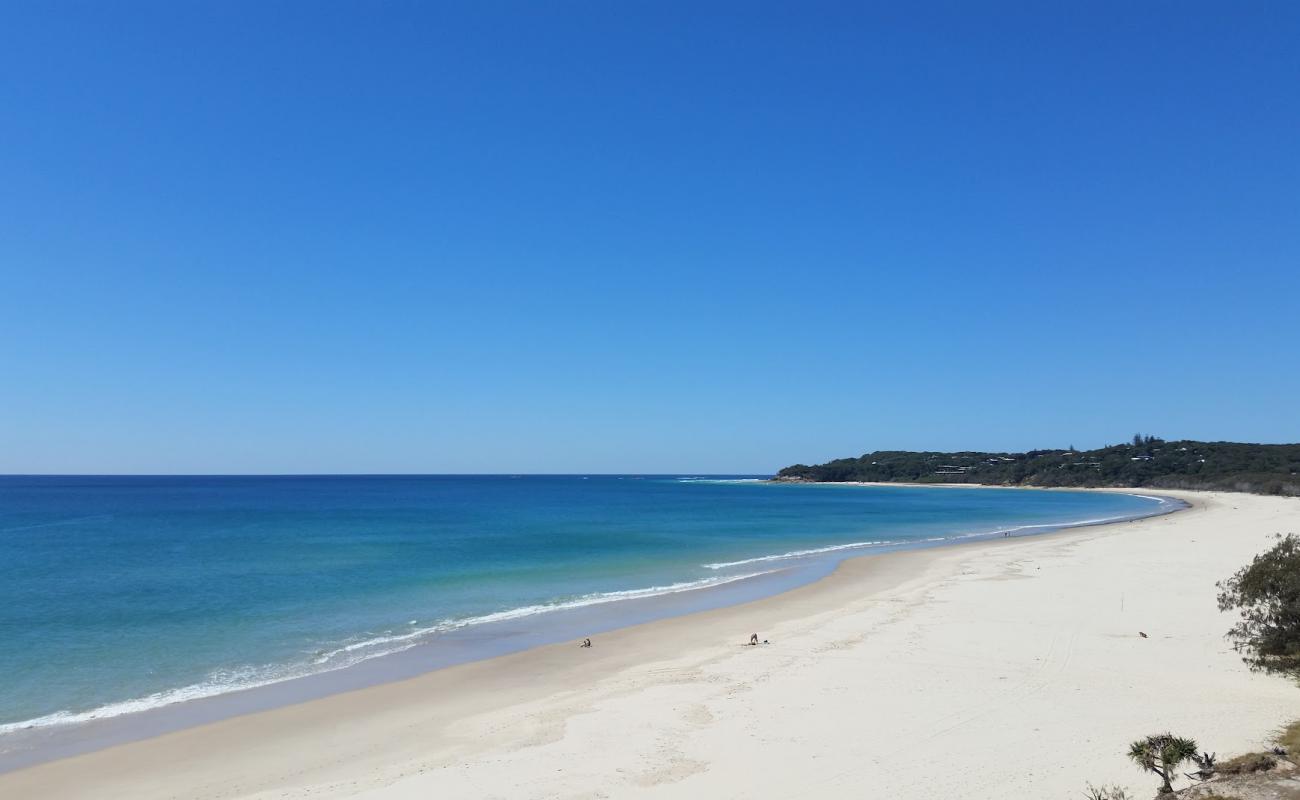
xmin=776 ymin=438 xmax=1300 ymax=496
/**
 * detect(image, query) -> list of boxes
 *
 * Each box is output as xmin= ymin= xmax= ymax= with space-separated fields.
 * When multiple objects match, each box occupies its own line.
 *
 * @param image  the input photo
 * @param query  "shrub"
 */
xmin=1217 ymin=534 xmax=1300 ymax=675
xmin=1276 ymin=719 xmax=1300 ymax=756
xmin=1216 ymin=752 xmax=1276 ymax=774
xmin=1128 ymin=733 xmax=1199 ymax=794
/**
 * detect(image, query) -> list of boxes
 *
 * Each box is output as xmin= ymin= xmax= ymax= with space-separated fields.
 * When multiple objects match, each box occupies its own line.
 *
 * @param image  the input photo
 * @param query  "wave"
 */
xmin=311 ymin=569 xmax=777 ymax=663
xmin=703 ymin=539 xmax=900 ymax=569
xmin=702 ymin=499 xmax=1171 ymax=571
xmin=978 ymin=510 xmax=1160 ymax=537
xmin=1127 ymin=494 xmax=1177 ymax=505
xmin=0 ymin=569 xmax=778 ymax=736
xmin=2 ymin=493 xmax=1174 ymax=736
xmin=0 ymin=663 xmax=321 ymax=736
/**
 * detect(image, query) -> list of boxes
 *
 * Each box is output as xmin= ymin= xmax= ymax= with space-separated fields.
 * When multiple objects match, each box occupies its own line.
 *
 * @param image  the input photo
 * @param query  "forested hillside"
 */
xmin=775 ymin=437 xmax=1300 ymax=496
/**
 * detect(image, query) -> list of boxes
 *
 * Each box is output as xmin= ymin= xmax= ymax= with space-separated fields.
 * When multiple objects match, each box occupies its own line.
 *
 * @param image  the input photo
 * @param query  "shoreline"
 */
xmin=0 ymin=486 xmax=1178 ymax=774
xmin=4 ymin=488 xmax=1275 ymax=798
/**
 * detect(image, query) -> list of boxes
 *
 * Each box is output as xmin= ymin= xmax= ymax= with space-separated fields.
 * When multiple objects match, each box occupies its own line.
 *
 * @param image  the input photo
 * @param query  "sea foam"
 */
xmin=0 ymin=569 xmax=778 ymax=735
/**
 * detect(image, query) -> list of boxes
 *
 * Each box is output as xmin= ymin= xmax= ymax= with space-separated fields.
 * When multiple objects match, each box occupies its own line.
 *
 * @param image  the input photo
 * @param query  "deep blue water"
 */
xmin=0 ymin=475 xmax=1167 ymax=732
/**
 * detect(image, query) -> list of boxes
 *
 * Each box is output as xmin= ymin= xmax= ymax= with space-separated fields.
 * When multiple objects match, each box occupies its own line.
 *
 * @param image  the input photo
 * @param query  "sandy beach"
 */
xmin=3 ymin=489 xmax=1297 ymax=799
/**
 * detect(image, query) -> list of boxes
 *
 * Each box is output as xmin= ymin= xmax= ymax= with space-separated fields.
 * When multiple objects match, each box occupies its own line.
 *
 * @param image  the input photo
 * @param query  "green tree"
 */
xmin=1127 ymin=733 xmax=1198 ymax=794
xmin=1217 ymin=534 xmax=1300 ymax=674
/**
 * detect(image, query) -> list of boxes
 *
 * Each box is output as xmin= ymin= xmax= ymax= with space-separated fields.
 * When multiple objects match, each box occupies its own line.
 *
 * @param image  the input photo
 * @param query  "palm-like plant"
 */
xmin=1190 ymin=751 xmax=1217 ymax=780
xmin=1128 ymin=733 xmax=1199 ymax=794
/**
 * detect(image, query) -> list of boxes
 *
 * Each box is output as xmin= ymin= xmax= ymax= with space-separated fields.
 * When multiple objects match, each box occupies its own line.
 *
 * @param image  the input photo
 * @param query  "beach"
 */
xmin=3 ymin=488 xmax=1297 ymax=799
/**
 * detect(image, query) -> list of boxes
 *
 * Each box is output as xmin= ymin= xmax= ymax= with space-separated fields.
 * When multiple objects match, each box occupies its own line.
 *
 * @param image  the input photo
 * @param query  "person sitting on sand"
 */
xmin=749 ymin=633 xmax=759 ymax=646
xmin=580 ymin=638 xmax=592 ymax=648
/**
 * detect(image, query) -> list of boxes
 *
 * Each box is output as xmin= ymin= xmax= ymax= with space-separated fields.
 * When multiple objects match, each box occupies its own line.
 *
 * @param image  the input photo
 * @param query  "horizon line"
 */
xmin=0 ymin=472 xmax=778 ymax=478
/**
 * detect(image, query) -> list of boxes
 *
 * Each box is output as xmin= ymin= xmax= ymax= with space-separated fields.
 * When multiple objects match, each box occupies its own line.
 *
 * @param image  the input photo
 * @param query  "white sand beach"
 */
xmin=3 ymin=489 xmax=1297 ymax=799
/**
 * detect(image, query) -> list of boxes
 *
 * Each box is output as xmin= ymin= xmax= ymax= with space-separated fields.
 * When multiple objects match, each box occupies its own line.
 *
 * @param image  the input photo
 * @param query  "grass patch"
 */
xmin=1217 ymin=752 xmax=1277 ymax=774
xmin=1277 ymin=718 xmax=1300 ymax=756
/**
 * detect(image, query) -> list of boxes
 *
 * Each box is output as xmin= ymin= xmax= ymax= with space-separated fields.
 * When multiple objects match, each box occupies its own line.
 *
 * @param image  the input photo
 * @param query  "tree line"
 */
xmin=775 ymin=438 xmax=1300 ymax=496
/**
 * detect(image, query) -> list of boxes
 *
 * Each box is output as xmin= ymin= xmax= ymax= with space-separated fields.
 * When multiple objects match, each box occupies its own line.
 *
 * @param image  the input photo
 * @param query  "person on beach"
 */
xmin=749 ymin=633 xmax=759 ymax=646
xmin=580 ymin=638 xmax=591 ymax=648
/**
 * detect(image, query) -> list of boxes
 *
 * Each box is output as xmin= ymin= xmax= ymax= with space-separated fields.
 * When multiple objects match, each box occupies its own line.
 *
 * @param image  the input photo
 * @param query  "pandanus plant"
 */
xmin=1127 ymin=733 xmax=1199 ymax=794
xmin=1189 ymin=751 xmax=1217 ymax=780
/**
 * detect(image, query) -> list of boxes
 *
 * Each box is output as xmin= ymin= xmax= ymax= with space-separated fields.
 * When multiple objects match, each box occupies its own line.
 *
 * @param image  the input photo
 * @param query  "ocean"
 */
xmin=0 ymin=475 xmax=1170 ymax=740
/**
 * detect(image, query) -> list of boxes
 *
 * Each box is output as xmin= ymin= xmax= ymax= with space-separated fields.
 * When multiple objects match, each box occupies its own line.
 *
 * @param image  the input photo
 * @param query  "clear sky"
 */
xmin=1 ymin=2 xmax=1297 ymax=474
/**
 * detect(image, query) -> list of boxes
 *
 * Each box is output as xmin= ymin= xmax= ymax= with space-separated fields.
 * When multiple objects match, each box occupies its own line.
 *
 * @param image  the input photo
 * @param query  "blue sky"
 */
xmin=1 ymin=2 xmax=1297 ymax=474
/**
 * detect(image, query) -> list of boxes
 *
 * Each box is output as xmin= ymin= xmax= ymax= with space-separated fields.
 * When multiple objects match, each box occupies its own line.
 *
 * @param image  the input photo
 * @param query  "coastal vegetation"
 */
xmin=1091 ymin=541 xmax=1300 ymax=799
xmin=776 ymin=438 xmax=1300 ymax=496
xmin=1217 ymin=534 xmax=1300 ymax=676
xmin=1279 ymin=720 xmax=1300 ymax=757
xmin=1084 ymin=785 xmax=1133 ymax=800
xmin=1213 ymin=751 xmax=1275 ymax=775
xmin=1102 ymin=733 xmax=1300 ymax=798
xmin=1127 ymin=734 xmax=1200 ymax=794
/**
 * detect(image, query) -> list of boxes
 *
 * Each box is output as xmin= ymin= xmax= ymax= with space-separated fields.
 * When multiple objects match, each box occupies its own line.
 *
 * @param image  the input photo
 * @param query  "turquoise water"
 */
xmin=0 ymin=475 xmax=1167 ymax=733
